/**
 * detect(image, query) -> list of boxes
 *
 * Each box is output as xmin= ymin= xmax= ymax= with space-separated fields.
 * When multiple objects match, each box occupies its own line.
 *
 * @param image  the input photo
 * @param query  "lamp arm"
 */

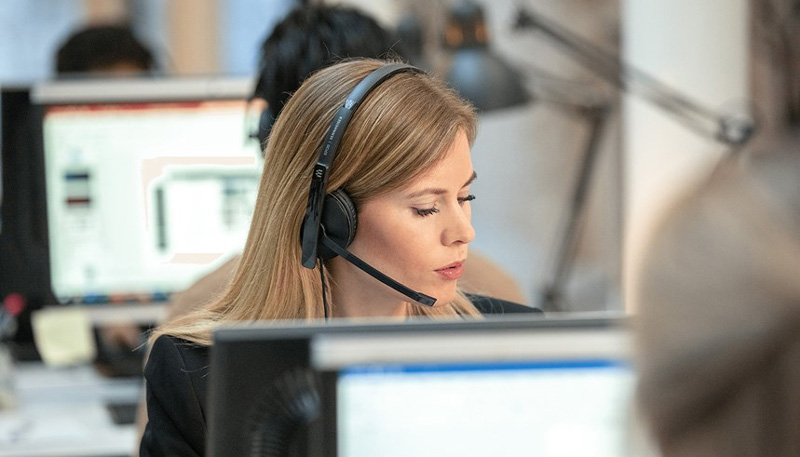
xmin=513 ymin=6 xmax=755 ymax=146
xmin=539 ymin=103 xmax=611 ymax=312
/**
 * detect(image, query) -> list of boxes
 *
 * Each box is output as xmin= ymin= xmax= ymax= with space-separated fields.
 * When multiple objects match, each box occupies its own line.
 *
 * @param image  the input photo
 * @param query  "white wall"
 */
xmin=622 ymin=0 xmax=750 ymax=310
xmin=0 ymin=0 xmax=84 ymax=82
xmin=470 ymin=0 xmax=623 ymax=310
xmin=323 ymin=0 xmax=403 ymax=27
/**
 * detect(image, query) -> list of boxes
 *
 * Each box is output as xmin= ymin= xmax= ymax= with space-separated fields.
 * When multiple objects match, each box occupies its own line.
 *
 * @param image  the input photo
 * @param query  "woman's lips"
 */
xmin=435 ymin=261 xmax=464 ymax=280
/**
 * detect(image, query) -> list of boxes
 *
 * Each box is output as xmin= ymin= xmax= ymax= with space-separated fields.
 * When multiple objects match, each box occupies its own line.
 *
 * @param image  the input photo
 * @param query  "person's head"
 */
xmin=252 ymin=4 xmax=404 ymax=146
xmin=55 ymin=24 xmax=155 ymax=76
xmin=635 ymin=136 xmax=800 ymax=454
xmin=159 ymin=58 xmax=479 ymax=344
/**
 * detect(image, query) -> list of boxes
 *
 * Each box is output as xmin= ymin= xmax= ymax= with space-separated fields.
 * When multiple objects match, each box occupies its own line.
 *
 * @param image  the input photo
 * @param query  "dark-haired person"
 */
xmin=250 ymin=4 xmax=407 ymax=145
xmin=55 ymin=23 xmax=155 ymax=76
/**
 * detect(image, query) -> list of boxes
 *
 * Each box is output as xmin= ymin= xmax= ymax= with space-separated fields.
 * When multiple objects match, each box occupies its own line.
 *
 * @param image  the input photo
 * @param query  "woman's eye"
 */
xmin=458 ymin=194 xmax=476 ymax=204
xmin=415 ymin=207 xmax=439 ymax=217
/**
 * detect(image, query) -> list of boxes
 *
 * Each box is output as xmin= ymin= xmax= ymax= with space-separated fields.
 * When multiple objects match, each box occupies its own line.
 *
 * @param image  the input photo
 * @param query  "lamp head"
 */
xmin=442 ymin=1 xmax=531 ymax=112
xmin=444 ymin=0 xmax=489 ymax=50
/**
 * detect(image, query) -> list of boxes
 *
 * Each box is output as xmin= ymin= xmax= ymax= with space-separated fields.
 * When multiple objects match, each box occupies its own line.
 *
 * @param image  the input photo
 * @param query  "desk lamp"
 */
xmin=512 ymin=5 xmax=755 ymax=311
xmin=443 ymin=0 xmax=531 ymax=112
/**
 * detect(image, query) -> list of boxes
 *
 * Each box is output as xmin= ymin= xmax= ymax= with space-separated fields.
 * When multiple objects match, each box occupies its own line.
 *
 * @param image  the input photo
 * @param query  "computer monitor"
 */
xmin=1 ymin=85 xmax=55 ymax=349
xmin=209 ymin=315 xmax=636 ymax=457
xmin=30 ymin=77 xmax=262 ymax=305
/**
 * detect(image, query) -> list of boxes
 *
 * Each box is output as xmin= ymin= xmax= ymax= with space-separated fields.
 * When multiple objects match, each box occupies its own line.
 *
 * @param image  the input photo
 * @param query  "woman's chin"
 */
xmin=430 ymin=287 xmax=457 ymax=307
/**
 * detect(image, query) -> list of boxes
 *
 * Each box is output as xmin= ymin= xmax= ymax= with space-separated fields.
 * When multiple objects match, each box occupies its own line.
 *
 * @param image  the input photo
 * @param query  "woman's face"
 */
xmin=345 ymin=129 xmax=476 ymax=306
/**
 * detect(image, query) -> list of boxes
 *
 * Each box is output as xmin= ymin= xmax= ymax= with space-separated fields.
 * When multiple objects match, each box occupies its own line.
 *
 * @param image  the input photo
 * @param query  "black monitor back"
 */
xmin=208 ymin=315 xmax=628 ymax=457
xmin=0 ymin=86 xmax=52 ymax=352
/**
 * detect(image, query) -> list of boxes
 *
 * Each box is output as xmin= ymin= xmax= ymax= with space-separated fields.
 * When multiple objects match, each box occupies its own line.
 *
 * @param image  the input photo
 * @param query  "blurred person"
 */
xmin=635 ymin=133 xmax=800 ymax=455
xmin=55 ymin=23 xmax=156 ymax=76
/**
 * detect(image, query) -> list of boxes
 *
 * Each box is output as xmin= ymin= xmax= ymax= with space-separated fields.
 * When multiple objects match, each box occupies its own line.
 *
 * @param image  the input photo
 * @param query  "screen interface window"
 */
xmin=337 ymin=359 xmax=634 ymax=457
xmin=43 ymin=100 xmax=261 ymax=304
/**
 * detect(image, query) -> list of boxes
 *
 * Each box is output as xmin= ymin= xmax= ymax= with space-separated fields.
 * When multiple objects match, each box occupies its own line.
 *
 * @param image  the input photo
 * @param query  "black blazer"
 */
xmin=139 ymin=296 xmax=542 ymax=456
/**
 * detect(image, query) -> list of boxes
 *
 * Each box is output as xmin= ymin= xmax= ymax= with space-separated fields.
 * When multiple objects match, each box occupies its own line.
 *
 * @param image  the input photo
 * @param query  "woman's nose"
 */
xmin=442 ymin=206 xmax=475 ymax=246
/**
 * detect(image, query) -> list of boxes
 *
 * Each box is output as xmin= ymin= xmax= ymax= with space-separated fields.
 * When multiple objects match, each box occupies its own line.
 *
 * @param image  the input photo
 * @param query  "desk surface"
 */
xmin=0 ymin=362 xmax=141 ymax=457
xmin=47 ymin=303 xmax=167 ymax=326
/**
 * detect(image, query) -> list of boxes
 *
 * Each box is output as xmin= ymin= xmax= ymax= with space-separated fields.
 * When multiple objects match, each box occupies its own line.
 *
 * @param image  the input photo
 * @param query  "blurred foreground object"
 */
xmin=636 ymin=132 xmax=800 ymax=456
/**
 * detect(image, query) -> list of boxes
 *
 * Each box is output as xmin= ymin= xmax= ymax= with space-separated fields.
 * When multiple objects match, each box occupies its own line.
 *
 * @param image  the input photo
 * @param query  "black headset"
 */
xmin=298 ymin=63 xmax=436 ymax=307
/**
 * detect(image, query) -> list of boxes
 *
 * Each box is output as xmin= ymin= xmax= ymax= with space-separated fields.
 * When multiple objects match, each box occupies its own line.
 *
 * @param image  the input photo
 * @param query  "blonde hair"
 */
xmin=153 ymin=59 xmax=481 ymax=345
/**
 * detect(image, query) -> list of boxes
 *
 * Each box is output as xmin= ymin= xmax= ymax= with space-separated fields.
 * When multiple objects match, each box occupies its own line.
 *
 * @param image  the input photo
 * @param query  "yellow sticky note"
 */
xmin=32 ymin=307 xmax=97 ymax=366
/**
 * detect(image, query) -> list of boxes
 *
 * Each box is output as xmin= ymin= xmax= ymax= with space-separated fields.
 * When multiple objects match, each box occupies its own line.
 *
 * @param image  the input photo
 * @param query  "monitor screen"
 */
xmin=335 ymin=359 xmax=631 ymax=457
xmin=209 ymin=315 xmax=637 ymax=457
xmin=32 ymin=77 xmax=261 ymax=304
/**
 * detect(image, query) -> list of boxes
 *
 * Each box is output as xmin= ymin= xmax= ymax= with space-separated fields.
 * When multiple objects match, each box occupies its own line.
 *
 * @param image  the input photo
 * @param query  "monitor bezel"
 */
xmin=31 ymin=76 xmax=253 ymax=105
xmin=208 ymin=314 xmax=630 ymax=457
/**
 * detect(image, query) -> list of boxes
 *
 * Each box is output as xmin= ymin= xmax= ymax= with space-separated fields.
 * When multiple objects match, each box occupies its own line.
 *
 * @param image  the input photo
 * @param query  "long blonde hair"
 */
xmin=153 ymin=59 xmax=481 ymax=345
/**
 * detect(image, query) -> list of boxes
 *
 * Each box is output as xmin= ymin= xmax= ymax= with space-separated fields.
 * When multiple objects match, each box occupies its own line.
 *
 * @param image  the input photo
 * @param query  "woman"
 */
xmin=162 ymin=4 xmax=527 ymax=327
xmin=140 ymin=58 xmax=539 ymax=456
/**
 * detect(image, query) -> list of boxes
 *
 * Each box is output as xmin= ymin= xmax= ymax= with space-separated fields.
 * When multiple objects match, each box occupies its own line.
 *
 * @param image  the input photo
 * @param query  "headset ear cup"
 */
xmin=318 ymin=189 xmax=358 ymax=261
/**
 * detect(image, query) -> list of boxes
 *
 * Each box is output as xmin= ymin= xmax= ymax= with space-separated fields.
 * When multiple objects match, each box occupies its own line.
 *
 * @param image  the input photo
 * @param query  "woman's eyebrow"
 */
xmin=405 ymin=171 xmax=477 ymax=199
xmin=464 ymin=170 xmax=478 ymax=187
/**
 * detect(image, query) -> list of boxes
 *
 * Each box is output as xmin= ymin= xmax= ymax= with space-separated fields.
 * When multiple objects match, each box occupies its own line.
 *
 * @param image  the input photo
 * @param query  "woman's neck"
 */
xmin=333 ymin=296 xmax=409 ymax=319
xmin=327 ymin=259 xmax=410 ymax=318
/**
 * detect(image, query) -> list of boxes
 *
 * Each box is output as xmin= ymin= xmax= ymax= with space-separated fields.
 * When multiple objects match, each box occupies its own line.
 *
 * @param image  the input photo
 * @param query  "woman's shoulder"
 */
xmin=145 ymin=335 xmax=212 ymax=418
xmin=142 ymin=335 xmax=211 ymax=456
xmin=147 ymin=335 xmax=211 ymax=377
xmin=466 ymin=293 xmax=544 ymax=315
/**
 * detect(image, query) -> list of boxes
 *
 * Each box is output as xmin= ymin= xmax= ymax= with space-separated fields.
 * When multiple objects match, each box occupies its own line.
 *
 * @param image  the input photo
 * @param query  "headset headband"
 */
xmin=300 ymin=63 xmax=423 ymax=268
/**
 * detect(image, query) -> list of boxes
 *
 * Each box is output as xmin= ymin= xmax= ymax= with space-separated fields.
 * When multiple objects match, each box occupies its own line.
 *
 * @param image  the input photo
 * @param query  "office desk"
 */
xmin=0 ymin=362 xmax=141 ymax=457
